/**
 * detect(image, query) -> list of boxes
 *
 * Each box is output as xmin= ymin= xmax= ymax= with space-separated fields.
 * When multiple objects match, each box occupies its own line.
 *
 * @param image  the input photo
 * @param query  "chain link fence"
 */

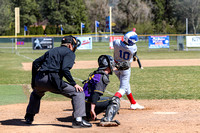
xmin=0 ymin=35 xmax=185 ymax=54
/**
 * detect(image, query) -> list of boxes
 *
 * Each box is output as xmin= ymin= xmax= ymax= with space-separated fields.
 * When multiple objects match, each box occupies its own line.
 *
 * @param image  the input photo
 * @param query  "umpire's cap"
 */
xmin=98 ymin=55 xmax=115 ymax=74
xmin=61 ymin=35 xmax=81 ymax=52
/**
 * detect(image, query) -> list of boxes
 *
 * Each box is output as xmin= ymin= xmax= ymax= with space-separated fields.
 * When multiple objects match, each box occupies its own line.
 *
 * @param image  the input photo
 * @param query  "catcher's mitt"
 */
xmin=115 ymin=61 xmax=130 ymax=70
xmin=99 ymin=120 xmax=120 ymax=127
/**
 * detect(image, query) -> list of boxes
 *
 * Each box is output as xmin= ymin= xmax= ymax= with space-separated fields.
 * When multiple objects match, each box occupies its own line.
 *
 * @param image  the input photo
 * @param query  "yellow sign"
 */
xmin=15 ymin=7 xmax=20 ymax=34
xmin=112 ymin=22 xmax=116 ymax=27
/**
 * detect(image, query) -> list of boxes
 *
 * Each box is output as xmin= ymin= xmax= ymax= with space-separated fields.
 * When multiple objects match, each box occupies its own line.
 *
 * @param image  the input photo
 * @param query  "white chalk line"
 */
xmin=153 ymin=112 xmax=178 ymax=115
xmin=16 ymin=52 xmax=34 ymax=61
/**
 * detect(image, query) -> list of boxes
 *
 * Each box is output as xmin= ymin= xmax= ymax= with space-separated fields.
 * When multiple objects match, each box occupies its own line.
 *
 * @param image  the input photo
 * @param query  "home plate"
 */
xmin=153 ymin=112 xmax=178 ymax=115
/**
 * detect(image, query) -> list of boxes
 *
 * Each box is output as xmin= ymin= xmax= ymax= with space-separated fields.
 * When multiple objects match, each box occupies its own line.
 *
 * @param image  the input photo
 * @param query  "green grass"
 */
xmin=0 ymin=53 xmax=31 ymax=84
xmin=0 ymin=41 xmax=200 ymax=105
xmin=76 ymin=42 xmax=200 ymax=60
xmin=1 ymin=41 xmax=200 ymax=61
xmin=0 ymin=85 xmax=27 ymax=105
xmin=71 ymin=66 xmax=200 ymax=100
xmin=130 ymin=66 xmax=200 ymax=99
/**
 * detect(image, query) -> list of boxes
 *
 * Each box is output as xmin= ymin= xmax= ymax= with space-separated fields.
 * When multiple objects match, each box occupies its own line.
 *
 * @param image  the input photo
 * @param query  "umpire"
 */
xmin=24 ymin=35 xmax=92 ymax=128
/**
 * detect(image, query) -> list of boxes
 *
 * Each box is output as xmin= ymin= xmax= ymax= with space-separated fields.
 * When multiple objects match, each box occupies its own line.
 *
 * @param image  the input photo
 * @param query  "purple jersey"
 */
xmin=83 ymin=73 xmax=108 ymax=98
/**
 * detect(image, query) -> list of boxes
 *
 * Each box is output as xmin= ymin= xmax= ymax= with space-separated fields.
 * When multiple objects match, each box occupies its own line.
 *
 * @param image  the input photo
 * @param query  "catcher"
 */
xmin=83 ymin=55 xmax=120 ymax=127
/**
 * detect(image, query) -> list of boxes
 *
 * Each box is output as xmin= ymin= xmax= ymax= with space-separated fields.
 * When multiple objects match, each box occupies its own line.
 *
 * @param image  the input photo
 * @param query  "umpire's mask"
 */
xmin=61 ymin=35 xmax=81 ymax=52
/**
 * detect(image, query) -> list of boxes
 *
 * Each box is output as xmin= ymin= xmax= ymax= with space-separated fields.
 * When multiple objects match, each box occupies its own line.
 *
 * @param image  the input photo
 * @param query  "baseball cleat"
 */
xmin=72 ymin=119 xmax=92 ymax=128
xmin=130 ymin=103 xmax=145 ymax=110
xmin=24 ymin=113 xmax=35 ymax=124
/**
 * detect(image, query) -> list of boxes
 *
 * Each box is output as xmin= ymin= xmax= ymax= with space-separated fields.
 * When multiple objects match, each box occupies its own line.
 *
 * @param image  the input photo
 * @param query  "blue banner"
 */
xmin=106 ymin=16 xmax=110 ymax=32
xmin=148 ymin=36 xmax=169 ymax=49
xmin=81 ymin=23 xmax=85 ymax=28
xmin=24 ymin=25 xmax=28 ymax=31
xmin=95 ymin=21 xmax=100 ymax=28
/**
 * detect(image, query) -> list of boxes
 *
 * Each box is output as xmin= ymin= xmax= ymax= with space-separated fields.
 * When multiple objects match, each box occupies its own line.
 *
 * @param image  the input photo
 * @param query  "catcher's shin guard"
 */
xmin=101 ymin=96 xmax=120 ymax=122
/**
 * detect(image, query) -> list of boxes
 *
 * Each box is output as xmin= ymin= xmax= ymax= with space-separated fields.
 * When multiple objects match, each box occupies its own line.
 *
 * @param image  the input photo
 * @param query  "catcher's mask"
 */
xmin=123 ymin=31 xmax=138 ymax=46
xmin=61 ymin=35 xmax=81 ymax=52
xmin=98 ymin=55 xmax=115 ymax=75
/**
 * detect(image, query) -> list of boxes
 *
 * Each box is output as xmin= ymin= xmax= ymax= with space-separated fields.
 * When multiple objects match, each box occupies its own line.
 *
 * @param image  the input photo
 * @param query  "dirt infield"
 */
xmin=1 ymin=59 xmax=199 ymax=133
xmin=22 ymin=59 xmax=200 ymax=70
xmin=0 ymin=100 xmax=200 ymax=133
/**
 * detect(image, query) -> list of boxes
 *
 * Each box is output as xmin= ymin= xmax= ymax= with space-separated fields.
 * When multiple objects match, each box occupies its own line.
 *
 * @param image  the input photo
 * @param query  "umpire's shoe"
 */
xmin=72 ymin=119 xmax=92 ymax=128
xmin=24 ymin=113 xmax=35 ymax=124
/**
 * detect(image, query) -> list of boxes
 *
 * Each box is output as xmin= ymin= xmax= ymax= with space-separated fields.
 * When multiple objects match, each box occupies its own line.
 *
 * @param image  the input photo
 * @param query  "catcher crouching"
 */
xmin=82 ymin=55 xmax=120 ymax=127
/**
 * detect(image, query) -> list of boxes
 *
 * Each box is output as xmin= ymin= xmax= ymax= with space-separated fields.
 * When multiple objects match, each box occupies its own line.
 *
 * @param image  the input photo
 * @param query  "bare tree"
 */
xmin=84 ymin=0 xmax=153 ymax=32
xmin=85 ymin=0 xmax=110 ymax=32
xmin=176 ymin=0 xmax=200 ymax=34
xmin=116 ymin=0 xmax=153 ymax=29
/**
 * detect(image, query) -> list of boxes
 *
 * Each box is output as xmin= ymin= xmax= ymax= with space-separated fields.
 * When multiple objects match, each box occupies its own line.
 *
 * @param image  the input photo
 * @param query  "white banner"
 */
xmin=77 ymin=37 xmax=92 ymax=50
xmin=186 ymin=36 xmax=200 ymax=47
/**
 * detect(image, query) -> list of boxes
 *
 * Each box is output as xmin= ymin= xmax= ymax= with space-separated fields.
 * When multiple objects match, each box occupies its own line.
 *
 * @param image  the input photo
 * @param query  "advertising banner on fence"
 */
xmin=148 ymin=36 xmax=169 ymax=49
xmin=109 ymin=36 xmax=124 ymax=49
xmin=106 ymin=16 xmax=110 ymax=32
xmin=77 ymin=37 xmax=92 ymax=50
xmin=186 ymin=36 xmax=200 ymax=47
xmin=32 ymin=37 xmax=54 ymax=50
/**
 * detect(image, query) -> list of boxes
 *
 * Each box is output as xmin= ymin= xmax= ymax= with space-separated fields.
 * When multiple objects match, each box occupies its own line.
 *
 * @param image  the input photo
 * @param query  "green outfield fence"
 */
xmin=0 ymin=34 xmax=199 ymax=54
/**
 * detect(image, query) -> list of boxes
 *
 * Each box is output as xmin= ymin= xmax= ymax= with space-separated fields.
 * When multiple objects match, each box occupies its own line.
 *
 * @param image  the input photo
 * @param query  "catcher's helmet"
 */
xmin=61 ymin=35 xmax=81 ymax=52
xmin=98 ymin=55 xmax=115 ymax=74
xmin=124 ymin=31 xmax=138 ymax=46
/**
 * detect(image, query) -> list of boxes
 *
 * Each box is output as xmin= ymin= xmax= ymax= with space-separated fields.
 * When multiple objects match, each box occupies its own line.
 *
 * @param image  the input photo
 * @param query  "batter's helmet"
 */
xmin=124 ymin=31 xmax=138 ymax=46
xmin=98 ymin=55 xmax=115 ymax=74
xmin=61 ymin=35 xmax=81 ymax=52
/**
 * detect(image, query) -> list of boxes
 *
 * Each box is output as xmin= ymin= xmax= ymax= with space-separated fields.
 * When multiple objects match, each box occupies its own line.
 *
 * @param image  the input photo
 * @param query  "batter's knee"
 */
xmin=118 ymin=89 xmax=126 ymax=96
xmin=125 ymin=88 xmax=132 ymax=95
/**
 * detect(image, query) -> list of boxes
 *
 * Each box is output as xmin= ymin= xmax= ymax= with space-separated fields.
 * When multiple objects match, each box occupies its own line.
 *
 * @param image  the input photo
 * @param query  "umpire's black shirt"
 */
xmin=32 ymin=45 xmax=76 ymax=90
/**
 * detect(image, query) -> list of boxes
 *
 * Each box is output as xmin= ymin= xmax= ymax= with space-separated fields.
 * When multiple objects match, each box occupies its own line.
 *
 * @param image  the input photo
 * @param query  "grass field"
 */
xmin=0 ymin=85 xmax=27 ymax=105
xmin=0 ymin=41 xmax=200 ymax=105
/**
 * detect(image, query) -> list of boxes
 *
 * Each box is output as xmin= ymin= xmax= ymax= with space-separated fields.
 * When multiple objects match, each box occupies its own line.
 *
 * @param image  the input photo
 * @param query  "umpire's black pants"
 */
xmin=26 ymin=72 xmax=86 ymax=118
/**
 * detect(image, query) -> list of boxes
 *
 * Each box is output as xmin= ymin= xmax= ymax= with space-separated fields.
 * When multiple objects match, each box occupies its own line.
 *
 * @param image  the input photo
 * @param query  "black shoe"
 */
xmin=72 ymin=119 xmax=92 ymax=128
xmin=24 ymin=113 xmax=35 ymax=124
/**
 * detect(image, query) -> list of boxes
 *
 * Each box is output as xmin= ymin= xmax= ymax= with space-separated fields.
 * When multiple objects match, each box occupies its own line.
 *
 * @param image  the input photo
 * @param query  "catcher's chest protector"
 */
xmin=83 ymin=73 xmax=101 ymax=97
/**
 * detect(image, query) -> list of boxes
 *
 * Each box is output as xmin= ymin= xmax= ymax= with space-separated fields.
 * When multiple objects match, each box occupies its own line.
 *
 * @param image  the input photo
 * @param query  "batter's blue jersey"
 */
xmin=113 ymin=39 xmax=137 ymax=63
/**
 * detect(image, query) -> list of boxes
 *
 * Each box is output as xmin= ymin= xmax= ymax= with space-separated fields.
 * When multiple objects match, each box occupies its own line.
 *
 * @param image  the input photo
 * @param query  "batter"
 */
xmin=113 ymin=31 xmax=145 ymax=110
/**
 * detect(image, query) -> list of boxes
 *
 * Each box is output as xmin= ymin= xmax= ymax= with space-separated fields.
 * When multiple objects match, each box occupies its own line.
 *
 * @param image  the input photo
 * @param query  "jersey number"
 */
xmin=119 ymin=50 xmax=130 ymax=60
